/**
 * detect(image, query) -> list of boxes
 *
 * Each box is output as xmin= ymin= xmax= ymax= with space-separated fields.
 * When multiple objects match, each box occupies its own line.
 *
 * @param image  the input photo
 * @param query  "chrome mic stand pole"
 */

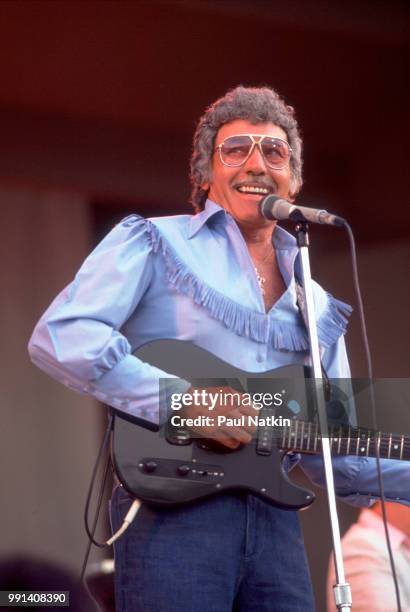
xmin=295 ymin=221 xmax=352 ymax=611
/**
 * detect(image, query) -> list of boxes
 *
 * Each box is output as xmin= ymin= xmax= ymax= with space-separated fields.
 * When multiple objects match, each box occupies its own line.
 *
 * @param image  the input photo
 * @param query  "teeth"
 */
xmin=238 ymin=186 xmax=269 ymax=194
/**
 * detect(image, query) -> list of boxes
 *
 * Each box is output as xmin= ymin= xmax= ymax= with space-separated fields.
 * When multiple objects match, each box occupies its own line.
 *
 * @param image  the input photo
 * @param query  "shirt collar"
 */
xmin=187 ymin=199 xmax=227 ymax=239
xmin=187 ymin=198 xmax=297 ymax=250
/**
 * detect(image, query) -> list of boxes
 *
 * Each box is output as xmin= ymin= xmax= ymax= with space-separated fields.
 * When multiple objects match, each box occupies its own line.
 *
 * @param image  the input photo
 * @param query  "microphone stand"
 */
xmin=295 ymin=221 xmax=352 ymax=611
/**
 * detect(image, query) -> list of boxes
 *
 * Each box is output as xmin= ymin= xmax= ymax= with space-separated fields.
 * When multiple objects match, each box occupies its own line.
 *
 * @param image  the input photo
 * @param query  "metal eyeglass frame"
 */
xmin=215 ymin=134 xmax=292 ymax=170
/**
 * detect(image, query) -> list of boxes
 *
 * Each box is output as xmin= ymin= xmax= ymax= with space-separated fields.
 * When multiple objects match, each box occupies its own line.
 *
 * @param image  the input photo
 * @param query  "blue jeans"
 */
xmin=110 ymin=486 xmax=315 ymax=612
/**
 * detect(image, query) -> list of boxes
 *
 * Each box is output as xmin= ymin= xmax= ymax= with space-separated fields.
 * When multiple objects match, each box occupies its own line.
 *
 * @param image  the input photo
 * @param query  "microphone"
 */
xmin=260 ymin=194 xmax=345 ymax=227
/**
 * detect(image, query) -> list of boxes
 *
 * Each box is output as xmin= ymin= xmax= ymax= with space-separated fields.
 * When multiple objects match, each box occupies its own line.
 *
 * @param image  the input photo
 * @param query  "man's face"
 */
xmin=207 ymin=119 xmax=292 ymax=228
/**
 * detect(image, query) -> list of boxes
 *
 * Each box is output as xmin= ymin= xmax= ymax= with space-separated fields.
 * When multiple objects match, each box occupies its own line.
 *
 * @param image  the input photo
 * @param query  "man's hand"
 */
xmin=178 ymin=385 xmax=257 ymax=449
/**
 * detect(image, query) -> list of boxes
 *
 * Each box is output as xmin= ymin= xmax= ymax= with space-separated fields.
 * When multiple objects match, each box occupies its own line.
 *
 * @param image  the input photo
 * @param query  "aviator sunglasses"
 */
xmin=215 ymin=134 xmax=292 ymax=170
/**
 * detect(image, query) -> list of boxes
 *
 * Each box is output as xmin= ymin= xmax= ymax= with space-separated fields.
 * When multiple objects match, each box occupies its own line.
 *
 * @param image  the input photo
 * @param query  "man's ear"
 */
xmin=201 ymin=182 xmax=210 ymax=191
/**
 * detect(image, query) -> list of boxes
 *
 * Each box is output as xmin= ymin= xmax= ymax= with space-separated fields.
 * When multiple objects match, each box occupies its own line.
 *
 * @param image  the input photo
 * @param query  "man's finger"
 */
xmin=225 ymin=408 xmax=257 ymax=434
xmin=220 ymin=423 xmax=252 ymax=445
xmin=212 ymin=430 xmax=241 ymax=449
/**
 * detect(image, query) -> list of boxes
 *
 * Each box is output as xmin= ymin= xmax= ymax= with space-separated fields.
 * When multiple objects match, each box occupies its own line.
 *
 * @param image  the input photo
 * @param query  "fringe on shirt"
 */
xmin=129 ymin=215 xmax=352 ymax=351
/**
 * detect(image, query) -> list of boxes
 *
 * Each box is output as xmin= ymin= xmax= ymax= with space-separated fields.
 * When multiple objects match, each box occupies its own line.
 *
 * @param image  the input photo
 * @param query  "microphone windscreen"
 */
xmin=260 ymin=194 xmax=281 ymax=220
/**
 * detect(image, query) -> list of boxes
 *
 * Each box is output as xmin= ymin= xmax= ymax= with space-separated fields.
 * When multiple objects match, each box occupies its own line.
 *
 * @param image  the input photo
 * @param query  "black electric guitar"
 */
xmin=112 ymin=340 xmax=410 ymax=510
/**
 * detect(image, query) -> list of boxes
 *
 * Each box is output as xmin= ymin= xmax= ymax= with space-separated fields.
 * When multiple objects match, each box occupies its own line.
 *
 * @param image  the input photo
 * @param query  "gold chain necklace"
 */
xmin=254 ymin=266 xmax=267 ymax=295
xmin=253 ymin=248 xmax=273 ymax=296
xmin=249 ymin=238 xmax=274 ymax=297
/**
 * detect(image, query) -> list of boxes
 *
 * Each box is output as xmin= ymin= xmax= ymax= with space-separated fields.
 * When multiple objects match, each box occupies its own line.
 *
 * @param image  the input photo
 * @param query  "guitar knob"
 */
xmin=177 ymin=465 xmax=191 ymax=476
xmin=144 ymin=461 xmax=158 ymax=473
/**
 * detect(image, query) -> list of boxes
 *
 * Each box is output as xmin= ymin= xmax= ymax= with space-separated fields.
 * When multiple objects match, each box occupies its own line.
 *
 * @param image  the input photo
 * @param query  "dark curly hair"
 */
xmin=189 ymin=85 xmax=303 ymax=211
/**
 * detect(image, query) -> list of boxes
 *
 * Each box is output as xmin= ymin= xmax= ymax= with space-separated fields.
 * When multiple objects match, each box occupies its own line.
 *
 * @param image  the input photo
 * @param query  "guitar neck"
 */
xmin=279 ymin=420 xmax=410 ymax=461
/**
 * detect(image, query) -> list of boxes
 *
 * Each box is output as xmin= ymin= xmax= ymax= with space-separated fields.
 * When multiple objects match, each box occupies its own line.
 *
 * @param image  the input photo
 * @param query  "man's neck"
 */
xmin=235 ymin=220 xmax=285 ymax=312
xmin=237 ymin=221 xmax=276 ymax=250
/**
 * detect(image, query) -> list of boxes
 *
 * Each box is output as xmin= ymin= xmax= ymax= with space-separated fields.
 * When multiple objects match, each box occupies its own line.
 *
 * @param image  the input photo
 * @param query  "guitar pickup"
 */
xmin=165 ymin=422 xmax=193 ymax=445
xmin=256 ymin=409 xmax=274 ymax=455
xmin=256 ymin=430 xmax=273 ymax=455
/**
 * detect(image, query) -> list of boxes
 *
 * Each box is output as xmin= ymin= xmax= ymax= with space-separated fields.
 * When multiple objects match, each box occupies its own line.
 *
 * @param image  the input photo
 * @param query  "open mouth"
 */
xmin=236 ymin=184 xmax=272 ymax=195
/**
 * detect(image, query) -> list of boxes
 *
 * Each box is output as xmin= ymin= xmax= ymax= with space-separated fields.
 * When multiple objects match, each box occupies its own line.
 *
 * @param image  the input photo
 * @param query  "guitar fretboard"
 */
xmin=276 ymin=420 xmax=410 ymax=461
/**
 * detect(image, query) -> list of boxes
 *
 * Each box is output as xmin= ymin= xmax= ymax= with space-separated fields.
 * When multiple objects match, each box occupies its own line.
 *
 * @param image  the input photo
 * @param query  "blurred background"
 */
xmin=0 ymin=1 xmax=408 ymax=610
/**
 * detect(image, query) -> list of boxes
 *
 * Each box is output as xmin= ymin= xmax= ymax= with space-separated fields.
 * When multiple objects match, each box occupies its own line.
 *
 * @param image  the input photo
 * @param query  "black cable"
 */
xmin=342 ymin=220 xmax=402 ymax=612
xmin=80 ymin=447 xmax=111 ymax=581
xmin=79 ymin=412 xmax=114 ymax=583
xmin=84 ymin=413 xmax=113 ymax=546
xmin=79 ymin=452 xmax=111 ymax=612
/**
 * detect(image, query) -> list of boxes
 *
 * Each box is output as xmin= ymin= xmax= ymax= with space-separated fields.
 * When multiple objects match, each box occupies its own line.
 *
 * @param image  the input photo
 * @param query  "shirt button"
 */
xmin=256 ymin=354 xmax=264 ymax=363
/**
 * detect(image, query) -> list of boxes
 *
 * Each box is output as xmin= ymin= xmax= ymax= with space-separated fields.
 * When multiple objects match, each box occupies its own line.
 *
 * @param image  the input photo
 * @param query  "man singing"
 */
xmin=29 ymin=86 xmax=409 ymax=611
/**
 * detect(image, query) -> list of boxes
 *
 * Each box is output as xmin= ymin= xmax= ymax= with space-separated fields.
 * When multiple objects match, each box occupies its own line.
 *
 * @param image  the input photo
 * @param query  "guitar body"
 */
xmin=112 ymin=340 xmax=316 ymax=510
xmin=113 ymin=413 xmax=315 ymax=509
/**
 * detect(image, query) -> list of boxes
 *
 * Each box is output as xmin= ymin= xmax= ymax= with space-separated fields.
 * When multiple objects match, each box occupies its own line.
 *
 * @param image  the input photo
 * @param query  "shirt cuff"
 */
xmin=86 ymin=353 xmax=191 ymax=425
xmin=299 ymin=454 xmax=410 ymax=508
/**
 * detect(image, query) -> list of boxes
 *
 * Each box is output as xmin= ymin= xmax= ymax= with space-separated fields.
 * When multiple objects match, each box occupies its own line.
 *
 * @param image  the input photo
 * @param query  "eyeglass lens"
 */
xmin=220 ymin=135 xmax=290 ymax=168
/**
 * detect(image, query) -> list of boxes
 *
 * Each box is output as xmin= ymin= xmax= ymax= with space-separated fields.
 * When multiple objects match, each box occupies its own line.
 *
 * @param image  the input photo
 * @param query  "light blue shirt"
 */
xmin=28 ymin=199 xmax=409 ymax=507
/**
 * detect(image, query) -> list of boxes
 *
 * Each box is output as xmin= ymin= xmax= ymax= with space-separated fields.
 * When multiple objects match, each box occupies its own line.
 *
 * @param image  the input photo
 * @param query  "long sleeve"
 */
xmin=300 ymin=453 xmax=410 ymax=507
xmin=298 ymin=337 xmax=410 ymax=506
xmin=28 ymin=215 xmax=189 ymax=424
